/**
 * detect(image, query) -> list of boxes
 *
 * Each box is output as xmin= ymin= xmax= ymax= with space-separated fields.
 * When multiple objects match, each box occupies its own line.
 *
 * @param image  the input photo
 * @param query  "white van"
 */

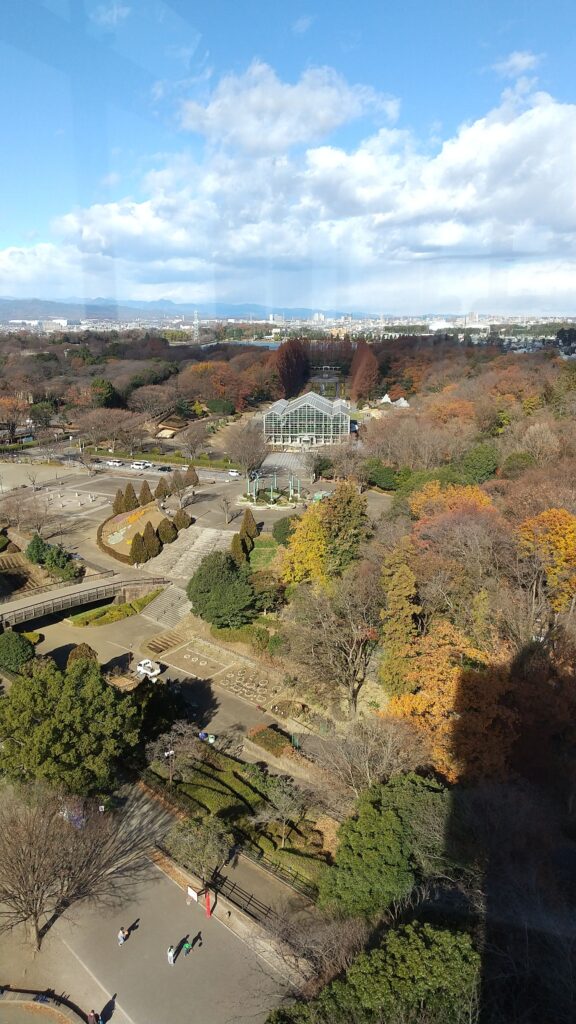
xmin=131 ymin=460 xmax=152 ymax=470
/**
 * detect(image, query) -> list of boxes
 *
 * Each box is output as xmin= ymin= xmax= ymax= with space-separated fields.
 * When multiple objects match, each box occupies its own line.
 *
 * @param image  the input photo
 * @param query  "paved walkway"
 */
xmin=0 ymin=865 xmax=286 ymax=1024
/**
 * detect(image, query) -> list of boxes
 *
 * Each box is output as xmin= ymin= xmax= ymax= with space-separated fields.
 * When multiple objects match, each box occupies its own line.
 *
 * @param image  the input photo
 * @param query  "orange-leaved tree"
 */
xmin=386 ymin=620 xmax=516 ymax=782
xmin=518 ymin=507 xmax=576 ymax=614
xmin=408 ymin=480 xmax=492 ymax=521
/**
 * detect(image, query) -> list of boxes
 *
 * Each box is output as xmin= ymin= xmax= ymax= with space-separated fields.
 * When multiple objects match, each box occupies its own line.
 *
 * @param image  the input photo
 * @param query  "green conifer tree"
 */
xmin=230 ymin=532 xmax=247 ymax=567
xmin=143 ymin=520 xmax=162 ymax=558
xmin=380 ymin=547 xmax=421 ymax=697
xmin=123 ymin=482 xmax=138 ymax=512
xmin=155 ymin=478 xmax=170 ymax=500
xmin=157 ymin=517 xmax=177 ymax=544
xmin=112 ymin=489 xmax=125 ymax=515
xmin=173 ymin=509 xmax=192 ymax=531
xmin=241 ymin=507 xmax=258 ymax=540
xmin=139 ymin=480 xmax=153 ymax=506
xmin=184 ymin=465 xmax=199 ymax=487
xmin=239 ymin=526 xmax=254 ymax=555
xmin=129 ymin=532 xmax=148 ymax=565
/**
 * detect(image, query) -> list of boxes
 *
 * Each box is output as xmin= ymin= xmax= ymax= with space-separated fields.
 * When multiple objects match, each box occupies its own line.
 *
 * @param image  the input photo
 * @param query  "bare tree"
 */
xmin=22 ymin=491 xmax=54 ymax=537
xmin=272 ymin=907 xmax=369 ymax=995
xmin=165 ymin=817 xmax=233 ymax=885
xmin=146 ymin=720 xmax=202 ymax=782
xmin=181 ymin=421 xmax=209 ymax=461
xmin=307 ymin=718 xmax=430 ymax=800
xmin=219 ymin=496 xmax=232 ymax=524
xmin=127 ymin=384 xmax=175 ymax=423
xmin=0 ymin=783 xmax=154 ymax=950
xmin=287 ymin=563 xmax=384 ymax=715
xmin=226 ymin=420 xmax=268 ymax=475
xmin=253 ymin=776 xmax=311 ymax=849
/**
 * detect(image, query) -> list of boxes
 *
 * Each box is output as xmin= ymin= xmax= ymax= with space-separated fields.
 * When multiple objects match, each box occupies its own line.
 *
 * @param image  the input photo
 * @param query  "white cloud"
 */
xmin=180 ymin=60 xmax=399 ymax=152
xmin=3 ymin=67 xmax=576 ymax=313
xmin=90 ymin=3 xmax=131 ymax=28
xmin=492 ymin=50 xmax=542 ymax=78
xmin=292 ymin=15 xmax=314 ymax=34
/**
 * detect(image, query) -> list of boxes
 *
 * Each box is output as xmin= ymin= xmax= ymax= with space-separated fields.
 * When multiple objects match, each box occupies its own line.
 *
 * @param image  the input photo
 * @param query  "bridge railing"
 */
xmin=0 ymin=576 xmax=171 ymax=627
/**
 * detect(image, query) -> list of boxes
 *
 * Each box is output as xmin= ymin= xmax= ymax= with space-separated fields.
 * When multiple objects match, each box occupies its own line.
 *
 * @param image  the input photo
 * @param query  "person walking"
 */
xmin=167 ymin=945 xmax=175 ymax=965
xmin=117 ymin=927 xmax=128 ymax=947
xmin=87 ymin=1011 xmax=99 ymax=1024
xmin=182 ymin=940 xmax=192 ymax=957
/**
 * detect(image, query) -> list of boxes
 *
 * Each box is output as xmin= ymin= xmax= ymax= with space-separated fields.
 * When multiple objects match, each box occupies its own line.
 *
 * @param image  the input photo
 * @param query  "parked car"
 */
xmin=131 ymin=460 xmax=152 ymax=470
xmin=157 ymin=465 xmax=172 ymax=472
xmin=106 ymin=459 xmax=122 ymax=468
xmin=228 ymin=469 xmax=241 ymax=477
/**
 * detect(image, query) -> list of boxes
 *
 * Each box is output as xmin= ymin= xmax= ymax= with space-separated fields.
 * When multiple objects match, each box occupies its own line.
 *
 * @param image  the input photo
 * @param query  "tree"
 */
xmin=184 ymin=465 xmax=199 ymax=487
xmin=169 ymin=470 xmax=187 ymax=508
xmin=112 ymin=488 xmax=125 ymax=515
xmin=25 ymin=532 xmax=49 ymax=565
xmin=0 ymin=657 xmax=141 ymax=793
xmin=173 ymin=508 xmax=192 ymax=531
xmin=143 ymin=520 xmax=162 ymax=558
xmin=363 ymin=457 xmax=397 ymax=490
xmin=518 ymin=507 xmax=576 ymax=614
xmin=90 ymin=377 xmax=118 ymax=407
xmin=166 ymin=817 xmax=233 ymax=884
xmin=226 ymin=420 xmax=268 ymax=475
xmin=0 ymin=397 xmax=28 ymax=443
xmin=282 ymin=504 xmax=329 ymax=586
xmin=350 ymin=341 xmax=379 ymax=401
xmin=269 ymin=923 xmax=480 ymax=1024
xmin=311 ymin=718 xmax=429 ymax=800
xmin=230 ymin=532 xmax=247 ymax=567
xmin=318 ymin=774 xmax=450 ymax=917
xmin=321 ymin=482 xmax=369 ymax=576
xmin=157 ymin=517 xmax=177 ymax=544
xmin=29 ymin=401 xmax=53 ymax=429
xmin=288 ymin=563 xmax=383 ymax=714
xmin=253 ymin=776 xmax=310 ymax=849
xmin=181 ymin=422 xmax=209 ymax=461
xmin=129 ymin=532 xmax=149 ymax=565
xmin=139 ymin=480 xmax=153 ymax=506
xmin=273 ymin=338 xmax=310 ymax=397
xmin=123 ymin=482 xmax=138 ymax=512
xmin=273 ymin=515 xmax=297 ymax=546
xmin=0 ymin=631 xmax=35 ymax=672
xmin=240 ymin=507 xmax=258 ymax=540
xmin=187 ymin=551 xmax=256 ymax=628
xmin=380 ymin=546 xmax=421 ymax=697
xmin=387 ymin=620 xmax=516 ymax=782
xmin=0 ymin=784 xmax=153 ymax=950
xmin=459 ymin=442 xmax=499 ymax=483
xmin=66 ymin=643 xmax=98 ymax=668
xmin=239 ymin=524 xmax=254 ymax=554
xmin=155 ymin=477 xmax=170 ymax=500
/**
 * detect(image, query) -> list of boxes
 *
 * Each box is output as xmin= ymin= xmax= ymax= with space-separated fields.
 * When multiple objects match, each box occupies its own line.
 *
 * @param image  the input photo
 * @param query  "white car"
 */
xmin=106 ymin=459 xmax=122 ymax=468
xmin=131 ymin=460 xmax=152 ymax=470
xmin=228 ymin=469 xmax=241 ymax=477
xmin=136 ymin=659 xmax=162 ymax=680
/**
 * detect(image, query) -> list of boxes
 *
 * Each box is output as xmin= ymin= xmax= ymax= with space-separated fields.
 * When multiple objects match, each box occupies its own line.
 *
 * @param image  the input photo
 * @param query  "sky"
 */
xmin=1 ymin=0 xmax=575 ymax=314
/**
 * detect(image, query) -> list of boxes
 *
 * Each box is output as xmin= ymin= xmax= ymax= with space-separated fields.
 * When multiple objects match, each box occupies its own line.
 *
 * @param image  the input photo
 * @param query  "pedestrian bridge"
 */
xmin=0 ymin=573 xmax=170 ymax=628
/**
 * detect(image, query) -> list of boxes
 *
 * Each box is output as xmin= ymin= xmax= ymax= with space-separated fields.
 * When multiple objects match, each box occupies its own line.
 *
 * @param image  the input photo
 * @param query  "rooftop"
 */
xmin=266 ymin=392 xmax=350 ymax=417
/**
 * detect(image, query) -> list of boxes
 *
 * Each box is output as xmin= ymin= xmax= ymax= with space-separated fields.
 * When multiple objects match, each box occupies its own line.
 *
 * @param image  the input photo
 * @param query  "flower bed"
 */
xmin=102 ymin=502 xmax=164 ymax=555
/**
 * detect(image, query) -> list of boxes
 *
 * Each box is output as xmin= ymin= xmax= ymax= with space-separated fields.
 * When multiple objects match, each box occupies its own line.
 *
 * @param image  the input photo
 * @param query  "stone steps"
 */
xmin=142 ymin=584 xmax=189 ymax=629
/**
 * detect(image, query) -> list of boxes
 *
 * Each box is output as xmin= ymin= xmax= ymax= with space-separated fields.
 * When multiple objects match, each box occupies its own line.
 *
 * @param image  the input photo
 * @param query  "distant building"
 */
xmin=263 ymin=392 xmax=351 ymax=447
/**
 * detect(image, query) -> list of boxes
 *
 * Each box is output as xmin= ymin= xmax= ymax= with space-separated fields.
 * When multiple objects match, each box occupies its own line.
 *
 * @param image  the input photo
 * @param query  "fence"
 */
xmin=240 ymin=841 xmax=318 ymax=899
xmin=210 ymin=871 xmax=277 ymax=924
xmin=0 ymin=575 xmax=170 ymax=627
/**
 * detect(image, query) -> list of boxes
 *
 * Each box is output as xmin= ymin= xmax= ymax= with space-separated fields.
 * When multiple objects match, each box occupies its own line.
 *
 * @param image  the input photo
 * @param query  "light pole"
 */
xmin=164 ymin=748 xmax=175 ymax=787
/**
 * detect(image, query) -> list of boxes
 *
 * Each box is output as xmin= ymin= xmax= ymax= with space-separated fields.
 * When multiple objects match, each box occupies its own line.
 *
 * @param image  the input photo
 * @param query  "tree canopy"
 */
xmin=187 ymin=551 xmax=255 ymax=628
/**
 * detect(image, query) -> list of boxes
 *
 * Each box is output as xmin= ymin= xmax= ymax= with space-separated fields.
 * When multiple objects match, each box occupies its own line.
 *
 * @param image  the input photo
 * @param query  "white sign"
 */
xmin=187 ymin=885 xmax=199 ymax=902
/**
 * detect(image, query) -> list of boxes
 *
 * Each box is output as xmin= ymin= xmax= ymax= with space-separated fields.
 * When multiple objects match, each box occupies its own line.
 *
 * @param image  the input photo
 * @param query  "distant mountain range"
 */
xmin=0 ymin=296 xmax=362 ymax=321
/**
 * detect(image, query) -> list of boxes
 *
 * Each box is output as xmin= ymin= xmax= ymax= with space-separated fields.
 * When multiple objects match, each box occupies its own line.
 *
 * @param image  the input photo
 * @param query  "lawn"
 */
xmin=69 ymin=588 xmax=163 ymax=626
xmin=249 ymin=535 xmax=279 ymax=570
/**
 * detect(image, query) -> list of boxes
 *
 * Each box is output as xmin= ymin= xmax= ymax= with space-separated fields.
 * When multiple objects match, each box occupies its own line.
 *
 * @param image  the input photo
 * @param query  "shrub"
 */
xmin=501 ymin=451 xmax=537 ymax=479
xmin=139 ymin=480 xmax=154 ymax=506
xmin=0 ymin=534 xmax=9 ymax=553
xmin=67 ymin=643 xmax=99 ymax=668
xmin=123 ymin=482 xmax=138 ymax=512
xmin=239 ymin=527 xmax=254 ymax=555
xmin=157 ymin=517 xmax=177 ymax=544
xmin=26 ymin=533 xmax=49 ymax=564
xmin=0 ymin=631 xmax=35 ymax=672
xmin=143 ymin=520 xmax=162 ymax=558
xmin=21 ymin=631 xmax=42 ymax=645
xmin=273 ymin=516 xmax=297 ymax=546
xmin=210 ymin=624 xmax=256 ymax=644
xmin=130 ymin=531 xmax=149 ymax=565
xmin=187 ymin=551 xmax=256 ymax=628
xmin=459 ymin=443 xmax=499 ymax=484
xmin=206 ymin=398 xmax=235 ymax=415
xmin=267 ymin=633 xmax=285 ymax=658
xmin=248 ymin=725 xmax=291 ymax=758
xmin=173 ymin=509 xmax=192 ymax=531
xmin=241 ymin=508 xmax=259 ymax=540
xmin=250 ymin=626 xmax=270 ymax=655
xmin=112 ymin=489 xmax=125 ymax=515
xmin=363 ymin=458 xmax=398 ymax=490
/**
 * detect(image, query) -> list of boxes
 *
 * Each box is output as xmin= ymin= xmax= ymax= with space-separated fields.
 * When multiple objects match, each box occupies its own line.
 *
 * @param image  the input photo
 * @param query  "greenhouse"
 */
xmin=263 ymin=392 xmax=351 ymax=446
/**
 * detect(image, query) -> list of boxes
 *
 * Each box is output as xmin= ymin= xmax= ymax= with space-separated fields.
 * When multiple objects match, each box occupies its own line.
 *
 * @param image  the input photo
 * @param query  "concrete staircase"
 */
xmin=142 ymin=584 xmax=189 ymax=630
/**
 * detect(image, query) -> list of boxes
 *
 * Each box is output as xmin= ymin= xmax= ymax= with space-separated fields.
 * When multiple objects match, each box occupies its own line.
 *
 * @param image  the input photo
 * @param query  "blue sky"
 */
xmin=1 ymin=0 xmax=575 ymax=312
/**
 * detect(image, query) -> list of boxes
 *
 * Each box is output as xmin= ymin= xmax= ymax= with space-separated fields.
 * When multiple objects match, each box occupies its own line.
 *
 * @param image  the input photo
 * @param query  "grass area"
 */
xmin=249 ymin=535 xmax=279 ymax=569
xmin=69 ymin=588 xmax=163 ymax=626
xmin=0 ymin=441 xmax=38 ymax=453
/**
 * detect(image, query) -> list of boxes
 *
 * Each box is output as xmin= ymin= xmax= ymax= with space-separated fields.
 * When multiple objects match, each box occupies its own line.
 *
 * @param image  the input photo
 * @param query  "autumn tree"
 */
xmin=350 ymin=341 xmax=380 ymax=401
xmin=273 ymin=338 xmax=310 ymax=397
xmin=173 ymin=508 xmax=192 ymax=530
xmin=518 ymin=507 xmax=576 ymax=614
xmin=240 ymin=507 xmax=258 ymax=540
xmin=130 ymin=532 xmax=148 ymax=564
xmin=0 ymin=397 xmax=28 ymax=443
xmin=387 ymin=621 xmax=516 ymax=782
xmin=181 ymin=422 xmax=209 ymax=461
xmin=282 ymin=503 xmax=329 ymax=586
xmin=226 ymin=420 xmax=268 ymax=475
xmin=184 ymin=465 xmax=199 ymax=487
xmin=380 ymin=546 xmax=421 ymax=696
xmin=321 ymin=482 xmax=369 ymax=575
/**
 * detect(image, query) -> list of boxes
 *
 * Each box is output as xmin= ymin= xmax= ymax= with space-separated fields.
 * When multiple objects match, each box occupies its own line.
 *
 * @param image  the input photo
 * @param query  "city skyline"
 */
xmin=1 ymin=1 xmax=575 ymax=312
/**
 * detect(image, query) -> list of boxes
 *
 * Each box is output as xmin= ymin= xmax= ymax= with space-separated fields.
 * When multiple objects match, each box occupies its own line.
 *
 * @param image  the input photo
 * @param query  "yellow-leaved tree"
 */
xmin=518 ymin=507 xmax=576 ymax=614
xmin=409 ymin=481 xmax=492 ymax=521
xmin=281 ymin=504 xmax=329 ymax=586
